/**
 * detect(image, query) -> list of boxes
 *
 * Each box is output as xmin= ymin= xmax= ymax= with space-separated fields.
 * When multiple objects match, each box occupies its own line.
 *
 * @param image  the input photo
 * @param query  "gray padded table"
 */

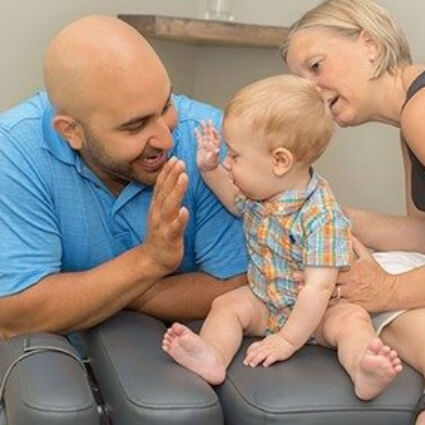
xmin=84 ymin=311 xmax=422 ymax=425
xmin=83 ymin=312 xmax=223 ymax=425
xmin=219 ymin=338 xmax=422 ymax=424
xmin=0 ymin=333 xmax=100 ymax=425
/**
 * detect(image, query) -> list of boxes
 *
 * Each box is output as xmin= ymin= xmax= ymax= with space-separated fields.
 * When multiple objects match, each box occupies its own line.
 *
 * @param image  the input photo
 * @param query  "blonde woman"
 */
xmin=283 ymin=1 xmax=425 ymax=423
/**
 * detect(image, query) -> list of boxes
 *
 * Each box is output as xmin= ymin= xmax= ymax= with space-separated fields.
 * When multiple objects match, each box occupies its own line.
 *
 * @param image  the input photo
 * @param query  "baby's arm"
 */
xmin=244 ymin=267 xmax=338 ymax=367
xmin=195 ymin=121 xmax=240 ymax=216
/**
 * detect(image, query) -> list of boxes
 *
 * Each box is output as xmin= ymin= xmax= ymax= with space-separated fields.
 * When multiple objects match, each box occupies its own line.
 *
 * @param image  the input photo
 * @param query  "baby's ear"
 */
xmin=272 ymin=147 xmax=294 ymax=177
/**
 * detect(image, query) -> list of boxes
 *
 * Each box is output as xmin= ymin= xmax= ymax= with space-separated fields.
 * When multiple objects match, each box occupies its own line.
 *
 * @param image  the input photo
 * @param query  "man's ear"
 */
xmin=52 ymin=114 xmax=84 ymax=150
xmin=359 ymin=30 xmax=380 ymax=63
xmin=272 ymin=147 xmax=294 ymax=177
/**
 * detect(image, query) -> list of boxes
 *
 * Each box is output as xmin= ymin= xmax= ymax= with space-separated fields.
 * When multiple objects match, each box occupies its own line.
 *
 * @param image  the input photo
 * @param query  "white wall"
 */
xmin=0 ymin=0 xmax=198 ymax=109
xmin=1 ymin=0 xmax=422 ymax=215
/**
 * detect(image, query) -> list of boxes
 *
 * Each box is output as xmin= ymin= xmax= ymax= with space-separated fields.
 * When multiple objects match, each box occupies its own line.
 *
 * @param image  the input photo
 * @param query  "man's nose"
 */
xmin=150 ymin=117 xmax=173 ymax=149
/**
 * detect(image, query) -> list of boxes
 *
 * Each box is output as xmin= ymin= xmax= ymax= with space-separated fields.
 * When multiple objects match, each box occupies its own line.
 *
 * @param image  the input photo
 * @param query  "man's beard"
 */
xmin=80 ymin=124 xmax=161 ymax=187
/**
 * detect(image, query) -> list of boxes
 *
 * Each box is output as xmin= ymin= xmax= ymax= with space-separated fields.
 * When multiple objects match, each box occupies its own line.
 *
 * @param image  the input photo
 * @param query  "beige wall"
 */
xmin=1 ymin=0 xmax=421 ymax=215
xmin=0 ymin=0 xmax=198 ymax=109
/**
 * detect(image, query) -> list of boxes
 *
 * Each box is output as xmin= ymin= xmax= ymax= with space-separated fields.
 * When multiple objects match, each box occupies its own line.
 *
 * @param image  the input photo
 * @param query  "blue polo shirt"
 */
xmin=0 ymin=92 xmax=247 ymax=296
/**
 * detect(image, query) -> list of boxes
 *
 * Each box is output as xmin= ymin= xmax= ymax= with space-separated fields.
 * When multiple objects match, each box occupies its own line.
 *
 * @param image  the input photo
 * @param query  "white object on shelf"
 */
xmin=204 ymin=0 xmax=234 ymax=21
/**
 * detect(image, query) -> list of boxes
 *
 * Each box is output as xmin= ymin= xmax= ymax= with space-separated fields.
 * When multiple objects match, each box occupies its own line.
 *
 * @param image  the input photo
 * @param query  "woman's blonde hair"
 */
xmin=225 ymin=74 xmax=334 ymax=165
xmin=281 ymin=0 xmax=411 ymax=78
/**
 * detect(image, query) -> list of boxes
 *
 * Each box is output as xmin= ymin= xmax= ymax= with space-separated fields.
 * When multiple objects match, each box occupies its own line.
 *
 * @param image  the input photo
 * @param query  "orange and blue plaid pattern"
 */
xmin=235 ymin=170 xmax=352 ymax=334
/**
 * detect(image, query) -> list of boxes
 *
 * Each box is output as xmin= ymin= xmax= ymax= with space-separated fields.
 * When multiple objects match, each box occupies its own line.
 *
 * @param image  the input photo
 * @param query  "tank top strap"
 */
xmin=403 ymin=70 xmax=425 ymax=211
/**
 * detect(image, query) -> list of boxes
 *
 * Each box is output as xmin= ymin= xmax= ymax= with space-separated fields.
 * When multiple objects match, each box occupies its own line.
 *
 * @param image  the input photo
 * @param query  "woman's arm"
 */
xmin=336 ymin=236 xmax=425 ymax=312
xmin=346 ymin=206 xmax=425 ymax=253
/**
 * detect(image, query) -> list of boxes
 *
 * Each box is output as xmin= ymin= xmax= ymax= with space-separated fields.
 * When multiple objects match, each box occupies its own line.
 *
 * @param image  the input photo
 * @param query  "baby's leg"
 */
xmin=162 ymin=286 xmax=268 ymax=385
xmin=372 ymin=251 xmax=425 ymax=425
xmin=315 ymin=303 xmax=402 ymax=400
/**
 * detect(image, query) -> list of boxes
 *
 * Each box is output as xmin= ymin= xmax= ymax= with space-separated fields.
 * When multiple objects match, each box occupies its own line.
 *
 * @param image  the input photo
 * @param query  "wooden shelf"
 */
xmin=119 ymin=14 xmax=287 ymax=48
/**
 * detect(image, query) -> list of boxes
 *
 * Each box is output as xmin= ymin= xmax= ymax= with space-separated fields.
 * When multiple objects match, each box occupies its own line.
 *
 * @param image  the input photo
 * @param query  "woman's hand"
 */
xmin=334 ymin=236 xmax=396 ymax=312
xmin=292 ymin=236 xmax=396 ymax=312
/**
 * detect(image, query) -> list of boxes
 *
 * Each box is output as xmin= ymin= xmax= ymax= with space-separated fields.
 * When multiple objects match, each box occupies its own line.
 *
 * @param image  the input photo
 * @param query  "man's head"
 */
xmin=44 ymin=15 xmax=177 ymax=191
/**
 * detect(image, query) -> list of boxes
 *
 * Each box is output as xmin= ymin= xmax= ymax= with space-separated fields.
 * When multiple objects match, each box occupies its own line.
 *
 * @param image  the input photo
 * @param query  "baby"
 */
xmin=162 ymin=75 xmax=402 ymax=400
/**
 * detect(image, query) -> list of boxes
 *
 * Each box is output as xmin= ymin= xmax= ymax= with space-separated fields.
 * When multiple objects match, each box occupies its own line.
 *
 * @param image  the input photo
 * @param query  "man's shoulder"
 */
xmin=0 ymin=92 xmax=58 ymax=174
xmin=0 ymin=91 xmax=50 ymax=133
xmin=173 ymin=94 xmax=223 ymax=126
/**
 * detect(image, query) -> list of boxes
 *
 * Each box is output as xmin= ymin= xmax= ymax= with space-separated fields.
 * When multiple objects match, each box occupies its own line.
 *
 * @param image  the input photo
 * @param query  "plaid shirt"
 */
xmin=235 ymin=170 xmax=352 ymax=332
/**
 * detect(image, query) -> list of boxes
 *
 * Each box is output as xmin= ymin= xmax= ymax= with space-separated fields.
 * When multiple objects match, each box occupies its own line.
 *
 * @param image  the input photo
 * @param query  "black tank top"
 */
xmin=404 ymin=70 xmax=425 ymax=211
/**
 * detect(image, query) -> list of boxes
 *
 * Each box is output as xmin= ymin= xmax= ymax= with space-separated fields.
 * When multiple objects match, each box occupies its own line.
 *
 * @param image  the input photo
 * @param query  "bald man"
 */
xmin=0 ymin=16 xmax=247 ymax=339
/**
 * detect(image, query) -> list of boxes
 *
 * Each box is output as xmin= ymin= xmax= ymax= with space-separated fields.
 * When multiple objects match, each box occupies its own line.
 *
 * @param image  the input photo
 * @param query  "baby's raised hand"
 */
xmin=243 ymin=334 xmax=297 ymax=368
xmin=195 ymin=120 xmax=221 ymax=172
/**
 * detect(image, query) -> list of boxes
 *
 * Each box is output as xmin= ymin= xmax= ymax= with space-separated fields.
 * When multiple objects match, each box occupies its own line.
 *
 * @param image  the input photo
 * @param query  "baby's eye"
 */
xmin=310 ymin=61 xmax=320 ymax=73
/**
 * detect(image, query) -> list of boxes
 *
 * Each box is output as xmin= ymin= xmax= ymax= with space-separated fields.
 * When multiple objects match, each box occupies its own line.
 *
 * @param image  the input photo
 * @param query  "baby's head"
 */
xmin=223 ymin=74 xmax=334 ymax=168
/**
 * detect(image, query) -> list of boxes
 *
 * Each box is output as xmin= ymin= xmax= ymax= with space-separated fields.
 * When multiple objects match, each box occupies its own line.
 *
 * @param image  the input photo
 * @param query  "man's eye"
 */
xmin=162 ymin=101 xmax=172 ymax=114
xmin=126 ymin=121 xmax=148 ymax=133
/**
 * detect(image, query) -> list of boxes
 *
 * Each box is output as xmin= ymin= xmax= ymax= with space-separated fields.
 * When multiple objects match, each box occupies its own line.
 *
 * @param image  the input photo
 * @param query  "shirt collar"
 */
xmin=263 ymin=168 xmax=320 ymax=216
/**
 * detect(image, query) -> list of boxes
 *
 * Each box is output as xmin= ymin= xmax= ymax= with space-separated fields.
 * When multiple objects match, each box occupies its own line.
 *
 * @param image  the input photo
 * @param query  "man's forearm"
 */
xmin=127 ymin=272 xmax=247 ymax=321
xmin=0 ymin=245 xmax=164 ymax=339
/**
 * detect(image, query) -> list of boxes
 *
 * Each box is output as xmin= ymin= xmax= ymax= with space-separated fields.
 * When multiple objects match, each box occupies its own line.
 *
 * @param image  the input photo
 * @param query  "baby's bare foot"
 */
xmin=162 ymin=323 xmax=226 ymax=385
xmin=354 ymin=338 xmax=402 ymax=400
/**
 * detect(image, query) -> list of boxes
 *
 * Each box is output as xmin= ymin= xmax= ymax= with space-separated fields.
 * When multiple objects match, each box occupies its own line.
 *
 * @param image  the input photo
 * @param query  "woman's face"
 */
xmin=286 ymin=27 xmax=378 ymax=127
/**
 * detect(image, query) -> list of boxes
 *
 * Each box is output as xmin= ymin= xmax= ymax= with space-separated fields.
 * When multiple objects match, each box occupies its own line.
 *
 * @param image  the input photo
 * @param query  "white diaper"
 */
xmin=371 ymin=251 xmax=425 ymax=334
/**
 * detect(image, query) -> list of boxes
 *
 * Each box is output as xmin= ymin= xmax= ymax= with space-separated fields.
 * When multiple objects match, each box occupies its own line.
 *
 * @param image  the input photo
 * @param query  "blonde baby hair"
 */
xmin=225 ymin=74 xmax=334 ymax=165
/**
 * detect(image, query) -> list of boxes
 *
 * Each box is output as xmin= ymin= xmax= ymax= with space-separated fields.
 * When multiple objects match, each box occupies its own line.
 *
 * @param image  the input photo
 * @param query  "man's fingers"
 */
xmin=156 ymin=159 xmax=186 ymax=207
xmin=161 ymin=171 xmax=188 ymax=220
xmin=154 ymin=156 xmax=176 ymax=194
xmin=168 ymin=206 xmax=189 ymax=242
xmin=351 ymin=235 xmax=371 ymax=260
